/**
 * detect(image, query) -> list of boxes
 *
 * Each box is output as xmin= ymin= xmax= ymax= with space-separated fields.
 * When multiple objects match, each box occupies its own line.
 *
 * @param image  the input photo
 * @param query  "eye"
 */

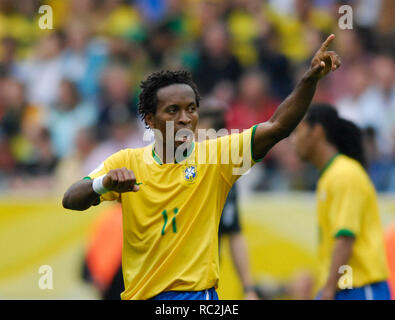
xmin=168 ymin=106 xmax=178 ymax=114
xmin=188 ymin=105 xmax=196 ymax=112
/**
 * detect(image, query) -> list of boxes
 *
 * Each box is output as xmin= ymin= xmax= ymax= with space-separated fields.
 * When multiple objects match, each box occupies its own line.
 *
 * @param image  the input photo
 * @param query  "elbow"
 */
xmin=278 ymin=129 xmax=291 ymax=140
xmin=272 ymin=122 xmax=291 ymax=140
xmin=62 ymin=193 xmax=71 ymax=210
xmin=62 ymin=191 xmax=80 ymax=211
xmin=62 ymin=192 xmax=91 ymax=211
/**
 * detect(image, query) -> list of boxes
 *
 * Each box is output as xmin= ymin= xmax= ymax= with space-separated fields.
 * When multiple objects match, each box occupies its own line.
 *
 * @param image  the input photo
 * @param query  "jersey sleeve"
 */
xmin=217 ymin=125 xmax=258 ymax=186
xmin=85 ymin=150 xmax=127 ymax=202
xmin=329 ymin=171 xmax=366 ymax=238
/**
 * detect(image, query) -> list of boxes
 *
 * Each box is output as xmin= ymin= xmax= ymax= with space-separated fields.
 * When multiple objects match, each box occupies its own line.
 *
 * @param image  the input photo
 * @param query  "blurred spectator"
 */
xmin=194 ymin=22 xmax=242 ymax=96
xmin=97 ymin=65 xmax=138 ymax=139
xmin=226 ymin=0 xmax=266 ymax=66
xmin=189 ymin=0 xmax=228 ymax=39
xmin=209 ymin=80 xmax=237 ymax=107
xmin=328 ymin=30 xmax=373 ymax=101
xmin=98 ymin=0 xmax=142 ymax=38
xmin=335 ymin=63 xmax=371 ymax=127
xmin=359 ymin=55 xmax=395 ymax=157
xmin=0 ymin=79 xmax=44 ymax=173
xmin=144 ymin=22 xmax=178 ymax=68
xmin=61 ymin=20 xmax=108 ymax=100
xmin=226 ymin=69 xmax=278 ymax=131
xmin=20 ymin=127 xmax=58 ymax=177
xmin=46 ymin=80 xmax=97 ymax=158
xmin=363 ymin=127 xmax=394 ymax=192
xmin=265 ymin=0 xmax=334 ymax=63
xmin=16 ymin=31 xmax=66 ymax=109
xmin=255 ymin=28 xmax=294 ymax=100
xmin=337 ymin=56 xmax=395 ymax=157
xmin=223 ymin=69 xmax=279 ymax=192
xmin=0 ymin=37 xmax=18 ymax=77
xmin=0 ymin=0 xmax=41 ymax=58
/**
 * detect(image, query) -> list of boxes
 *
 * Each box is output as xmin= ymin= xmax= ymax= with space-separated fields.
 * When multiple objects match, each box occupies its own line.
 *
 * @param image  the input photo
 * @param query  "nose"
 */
xmin=178 ymin=109 xmax=191 ymax=126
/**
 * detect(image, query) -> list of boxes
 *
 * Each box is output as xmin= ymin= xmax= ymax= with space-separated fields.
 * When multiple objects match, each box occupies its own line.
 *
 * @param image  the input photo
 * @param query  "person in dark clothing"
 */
xmin=194 ymin=23 xmax=242 ymax=95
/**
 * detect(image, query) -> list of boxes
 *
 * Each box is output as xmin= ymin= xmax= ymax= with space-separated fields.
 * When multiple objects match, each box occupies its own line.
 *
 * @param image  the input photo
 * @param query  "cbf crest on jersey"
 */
xmin=182 ymin=165 xmax=197 ymax=183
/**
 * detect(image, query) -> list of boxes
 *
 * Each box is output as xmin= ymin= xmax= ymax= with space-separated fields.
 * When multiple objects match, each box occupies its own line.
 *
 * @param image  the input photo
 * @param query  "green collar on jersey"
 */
xmin=152 ymin=142 xmax=195 ymax=165
xmin=320 ymin=152 xmax=340 ymax=177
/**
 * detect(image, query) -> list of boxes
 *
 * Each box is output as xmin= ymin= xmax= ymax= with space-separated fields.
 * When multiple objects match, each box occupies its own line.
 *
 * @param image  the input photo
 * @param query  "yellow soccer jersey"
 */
xmin=87 ymin=126 xmax=258 ymax=300
xmin=316 ymin=154 xmax=389 ymax=290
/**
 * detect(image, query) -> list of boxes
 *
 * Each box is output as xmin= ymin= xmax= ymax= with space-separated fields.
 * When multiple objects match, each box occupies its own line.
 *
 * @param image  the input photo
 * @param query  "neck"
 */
xmin=311 ymin=144 xmax=338 ymax=172
xmin=153 ymin=141 xmax=192 ymax=164
xmin=153 ymin=142 xmax=171 ymax=164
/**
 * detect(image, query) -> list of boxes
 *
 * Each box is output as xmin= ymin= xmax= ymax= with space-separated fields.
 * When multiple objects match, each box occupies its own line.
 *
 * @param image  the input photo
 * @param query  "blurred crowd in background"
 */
xmin=0 ymin=0 xmax=394 ymax=194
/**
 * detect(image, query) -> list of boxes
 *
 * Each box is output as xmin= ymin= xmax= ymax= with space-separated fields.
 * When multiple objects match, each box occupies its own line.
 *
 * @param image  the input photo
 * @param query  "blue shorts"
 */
xmin=150 ymin=287 xmax=219 ymax=300
xmin=316 ymin=281 xmax=391 ymax=300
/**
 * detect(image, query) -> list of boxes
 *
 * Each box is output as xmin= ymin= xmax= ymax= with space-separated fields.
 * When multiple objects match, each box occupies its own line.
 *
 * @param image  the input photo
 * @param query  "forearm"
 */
xmin=270 ymin=74 xmax=319 ymax=138
xmin=322 ymin=237 xmax=354 ymax=298
xmin=62 ymin=179 xmax=100 ymax=211
xmin=229 ymin=233 xmax=255 ymax=289
xmin=252 ymin=75 xmax=319 ymax=159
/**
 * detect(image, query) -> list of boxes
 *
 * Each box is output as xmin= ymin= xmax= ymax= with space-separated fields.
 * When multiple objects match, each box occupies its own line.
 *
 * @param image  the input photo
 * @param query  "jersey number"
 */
xmin=161 ymin=208 xmax=179 ymax=235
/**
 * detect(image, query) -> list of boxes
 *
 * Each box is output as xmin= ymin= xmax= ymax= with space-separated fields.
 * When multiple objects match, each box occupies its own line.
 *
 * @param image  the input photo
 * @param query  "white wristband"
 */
xmin=92 ymin=175 xmax=109 ymax=195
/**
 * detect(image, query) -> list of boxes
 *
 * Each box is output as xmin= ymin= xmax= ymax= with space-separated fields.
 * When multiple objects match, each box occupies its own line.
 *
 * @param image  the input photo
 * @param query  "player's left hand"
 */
xmin=306 ymin=34 xmax=341 ymax=81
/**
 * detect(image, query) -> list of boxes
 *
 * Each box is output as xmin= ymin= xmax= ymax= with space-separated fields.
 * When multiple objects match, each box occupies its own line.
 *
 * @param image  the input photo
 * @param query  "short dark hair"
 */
xmin=138 ymin=70 xmax=200 ymax=127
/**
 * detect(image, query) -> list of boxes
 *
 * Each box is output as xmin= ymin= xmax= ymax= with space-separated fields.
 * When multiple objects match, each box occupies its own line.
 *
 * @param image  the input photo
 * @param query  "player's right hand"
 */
xmin=306 ymin=34 xmax=341 ymax=80
xmin=103 ymin=168 xmax=140 ymax=193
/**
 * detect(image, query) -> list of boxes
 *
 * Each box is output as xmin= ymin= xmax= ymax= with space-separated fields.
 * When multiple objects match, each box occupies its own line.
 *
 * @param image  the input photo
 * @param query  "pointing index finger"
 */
xmin=320 ymin=34 xmax=335 ymax=52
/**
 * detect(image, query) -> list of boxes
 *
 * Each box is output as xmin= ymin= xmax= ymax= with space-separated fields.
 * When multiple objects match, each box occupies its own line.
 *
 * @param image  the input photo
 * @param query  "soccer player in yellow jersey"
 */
xmin=292 ymin=104 xmax=391 ymax=300
xmin=63 ymin=35 xmax=341 ymax=300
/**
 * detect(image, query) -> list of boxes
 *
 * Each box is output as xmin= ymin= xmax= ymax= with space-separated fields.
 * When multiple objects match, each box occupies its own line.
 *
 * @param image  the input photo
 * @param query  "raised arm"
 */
xmin=252 ymin=34 xmax=341 ymax=160
xmin=62 ymin=168 xmax=139 ymax=211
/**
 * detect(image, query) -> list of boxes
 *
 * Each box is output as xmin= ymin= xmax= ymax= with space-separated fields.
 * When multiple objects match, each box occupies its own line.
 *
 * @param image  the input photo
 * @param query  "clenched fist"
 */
xmin=103 ymin=167 xmax=140 ymax=193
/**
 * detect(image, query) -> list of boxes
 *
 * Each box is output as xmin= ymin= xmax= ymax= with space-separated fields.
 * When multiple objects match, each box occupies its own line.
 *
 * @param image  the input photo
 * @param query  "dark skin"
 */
xmin=322 ymin=236 xmax=355 ymax=300
xmin=145 ymin=83 xmax=199 ymax=162
xmin=63 ymin=34 xmax=341 ymax=211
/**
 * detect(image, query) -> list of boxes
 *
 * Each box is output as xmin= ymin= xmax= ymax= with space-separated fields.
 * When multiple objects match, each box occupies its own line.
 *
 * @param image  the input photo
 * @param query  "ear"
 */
xmin=145 ymin=113 xmax=155 ymax=129
xmin=313 ymin=123 xmax=326 ymax=140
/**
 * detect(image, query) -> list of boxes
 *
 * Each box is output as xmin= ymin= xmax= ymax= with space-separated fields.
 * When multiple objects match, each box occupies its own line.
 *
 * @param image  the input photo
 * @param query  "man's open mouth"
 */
xmin=175 ymin=135 xmax=192 ymax=143
xmin=174 ymin=128 xmax=194 ymax=143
